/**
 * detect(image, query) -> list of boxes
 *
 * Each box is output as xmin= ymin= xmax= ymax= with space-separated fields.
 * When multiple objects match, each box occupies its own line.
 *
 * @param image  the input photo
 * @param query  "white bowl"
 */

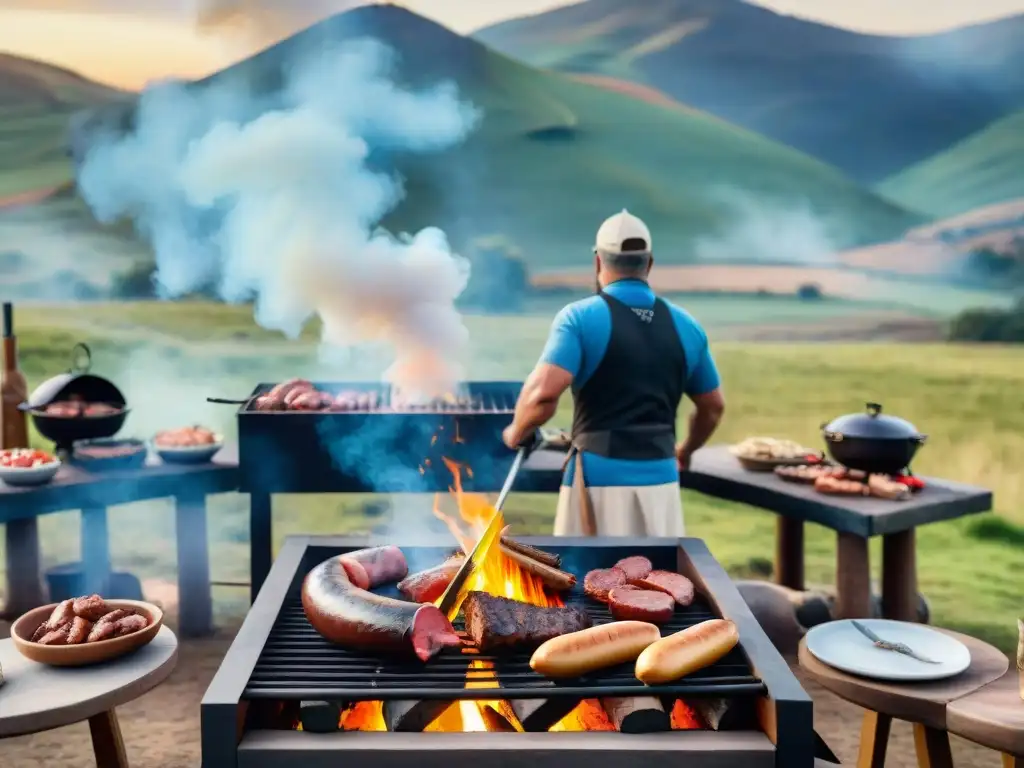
xmin=0 ymin=458 xmax=62 ymax=487
xmin=152 ymin=436 xmax=223 ymax=465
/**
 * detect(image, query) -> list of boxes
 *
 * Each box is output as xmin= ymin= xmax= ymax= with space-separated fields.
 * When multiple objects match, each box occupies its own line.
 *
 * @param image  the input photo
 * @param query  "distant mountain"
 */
xmin=0 ymin=54 xmax=125 ymax=198
xmin=878 ymin=110 xmax=1024 ymax=218
xmin=67 ymin=5 xmax=920 ymax=269
xmin=0 ymin=53 xmax=123 ymax=109
xmin=474 ymin=0 xmax=1024 ymax=183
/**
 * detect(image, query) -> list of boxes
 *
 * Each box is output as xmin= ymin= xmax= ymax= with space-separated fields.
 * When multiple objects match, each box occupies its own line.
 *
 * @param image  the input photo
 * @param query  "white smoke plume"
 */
xmin=693 ymin=189 xmax=844 ymax=265
xmin=76 ymin=39 xmax=480 ymax=396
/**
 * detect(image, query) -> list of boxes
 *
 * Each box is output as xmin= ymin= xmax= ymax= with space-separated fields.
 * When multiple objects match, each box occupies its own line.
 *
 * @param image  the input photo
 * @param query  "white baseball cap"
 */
xmin=595 ymin=209 xmax=652 ymax=256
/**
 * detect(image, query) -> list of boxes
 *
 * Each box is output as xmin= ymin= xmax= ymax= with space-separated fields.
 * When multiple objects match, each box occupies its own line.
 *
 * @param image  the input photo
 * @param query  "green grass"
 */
xmin=0 ymin=8 xmax=921 ymax=270
xmin=878 ymin=109 xmax=1024 ymax=218
xmin=2 ymin=301 xmax=1023 ymax=652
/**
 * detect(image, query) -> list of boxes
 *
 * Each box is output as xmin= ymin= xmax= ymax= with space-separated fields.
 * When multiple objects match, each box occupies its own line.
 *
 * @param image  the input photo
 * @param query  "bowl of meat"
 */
xmin=11 ymin=595 xmax=162 ymax=666
xmin=0 ymin=448 xmax=61 ymax=487
xmin=152 ymin=426 xmax=222 ymax=464
xmin=71 ymin=438 xmax=148 ymax=471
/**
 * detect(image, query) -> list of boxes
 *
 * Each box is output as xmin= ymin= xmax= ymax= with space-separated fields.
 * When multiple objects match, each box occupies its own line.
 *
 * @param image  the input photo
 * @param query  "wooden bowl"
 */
xmin=11 ymin=599 xmax=163 ymax=667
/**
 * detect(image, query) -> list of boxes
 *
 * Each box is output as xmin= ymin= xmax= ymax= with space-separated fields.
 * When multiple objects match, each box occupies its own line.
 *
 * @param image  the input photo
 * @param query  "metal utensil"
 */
xmin=851 ymin=620 xmax=940 ymax=664
xmin=436 ymin=432 xmax=539 ymax=620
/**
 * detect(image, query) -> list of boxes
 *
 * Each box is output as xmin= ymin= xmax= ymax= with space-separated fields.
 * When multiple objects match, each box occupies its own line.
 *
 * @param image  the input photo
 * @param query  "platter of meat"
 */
xmin=730 ymin=436 xmax=817 ymax=471
xmin=72 ymin=438 xmax=148 ymax=471
xmin=152 ymin=425 xmax=222 ymax=464
xmin=11 ymin=596 xmax=162 ymax=666
xmin=774 ymin=464 xmax=836 ymax=484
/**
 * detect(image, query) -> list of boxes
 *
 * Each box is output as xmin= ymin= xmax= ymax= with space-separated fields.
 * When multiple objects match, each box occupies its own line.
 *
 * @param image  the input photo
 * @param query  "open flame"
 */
xmin=323 ymin=456 xmax=703 ymax=733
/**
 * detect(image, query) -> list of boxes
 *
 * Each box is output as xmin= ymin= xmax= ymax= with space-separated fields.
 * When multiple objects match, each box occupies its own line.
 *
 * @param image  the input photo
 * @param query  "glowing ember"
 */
xmin=339 ymin=701 xmax=385 ymax=731
xmin=670 ymin=700 xmax=704 ymax=730
xmin=550 ymin=700 xmax=616 ymax=732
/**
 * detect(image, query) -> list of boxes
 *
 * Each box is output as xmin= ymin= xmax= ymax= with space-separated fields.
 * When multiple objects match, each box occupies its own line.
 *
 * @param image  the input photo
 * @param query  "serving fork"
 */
xmin=850 ymin=620 xmax=941 ymax=664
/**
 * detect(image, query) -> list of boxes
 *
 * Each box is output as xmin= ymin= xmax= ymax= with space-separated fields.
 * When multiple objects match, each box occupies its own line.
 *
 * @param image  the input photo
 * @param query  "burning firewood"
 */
xmin=676 ymin=697 xmax=755 ymax=731
xmin=499 ymin=536 xmax=561 ymax=568
xmin=480 ymin=705 xmax=518 ymax=732
xmin=383 ymin=699 xmax=450 ymax=732
xmin=509 ymin=699 xmax=580 ymax=732
xmin=498 ymin=544 xmax=575 ymax=592
xmin=600 ymin=697 xmax=670 ymax=733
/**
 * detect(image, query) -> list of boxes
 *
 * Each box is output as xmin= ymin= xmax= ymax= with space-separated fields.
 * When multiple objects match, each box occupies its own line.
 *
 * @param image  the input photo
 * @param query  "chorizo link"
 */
xmin=302 ymin=553 xmax=461 ymax=662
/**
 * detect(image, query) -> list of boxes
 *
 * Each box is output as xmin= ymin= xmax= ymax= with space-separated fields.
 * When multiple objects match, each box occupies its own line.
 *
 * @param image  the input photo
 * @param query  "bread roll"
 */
xmin=530 ymin=621 xmax=661 ymax=678
xmin=635 ymin=619 xmax=739 ymax=685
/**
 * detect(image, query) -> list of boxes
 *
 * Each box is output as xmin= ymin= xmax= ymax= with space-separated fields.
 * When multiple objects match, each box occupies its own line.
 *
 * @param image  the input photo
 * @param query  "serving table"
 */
xmin=0 ymin=450 xmax=238 ymax=636
xmin=525 ymin=445 xmax=993 ymax=622
xmin=0 ymin=626 xmax=178 ymax=767
xmin=798 ymin=631 xmax=1010 ymax=767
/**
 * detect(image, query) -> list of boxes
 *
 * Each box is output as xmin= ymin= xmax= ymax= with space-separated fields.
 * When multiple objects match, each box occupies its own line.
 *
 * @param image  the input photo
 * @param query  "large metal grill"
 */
xmin=236 ymin=381 xmax=522 ymax=493
xmin=244 ymin=588 xmax=763 ymax=701
xmin=200 ymin=537 xmax=816 ymax=768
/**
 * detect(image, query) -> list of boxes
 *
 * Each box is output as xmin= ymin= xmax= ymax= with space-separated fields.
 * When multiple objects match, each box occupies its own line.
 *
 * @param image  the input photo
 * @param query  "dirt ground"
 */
xmin=0 ymin=609 xmax=1007 ymax=768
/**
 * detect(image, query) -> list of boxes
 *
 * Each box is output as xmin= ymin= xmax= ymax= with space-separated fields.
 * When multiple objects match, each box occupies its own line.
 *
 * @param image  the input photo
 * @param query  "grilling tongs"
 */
xmin=436 ymin=430 xmax=543 ymax=621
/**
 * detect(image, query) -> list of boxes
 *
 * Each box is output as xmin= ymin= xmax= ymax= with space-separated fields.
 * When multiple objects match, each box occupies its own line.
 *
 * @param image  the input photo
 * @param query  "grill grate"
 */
xmin=242 ymin=383 xmax=519 ymax=414
xmin=244 ymin=591 xmax=765 ymax=701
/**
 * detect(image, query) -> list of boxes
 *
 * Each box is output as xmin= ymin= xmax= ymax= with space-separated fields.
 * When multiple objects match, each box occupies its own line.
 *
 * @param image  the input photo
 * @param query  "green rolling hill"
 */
xmin=474 ymin=0 xmax=1024 ymax=184
xmin=878 ymin=110 xmax=1024 ymax=218
xmin=0 ymin=53 xmax=124 ymax=197
xmin=67 ymin=5 xmax=920 ymax=270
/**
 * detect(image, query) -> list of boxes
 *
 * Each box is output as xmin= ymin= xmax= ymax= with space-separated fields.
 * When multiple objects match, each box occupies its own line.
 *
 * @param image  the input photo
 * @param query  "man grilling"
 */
xmin=503 ymin=209 xmax=725 ymax=536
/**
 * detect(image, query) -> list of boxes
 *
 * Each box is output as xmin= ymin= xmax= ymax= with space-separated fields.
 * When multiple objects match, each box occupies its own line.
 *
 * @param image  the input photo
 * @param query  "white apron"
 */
xmin=553 ymin=450 xmax=684 ymax=537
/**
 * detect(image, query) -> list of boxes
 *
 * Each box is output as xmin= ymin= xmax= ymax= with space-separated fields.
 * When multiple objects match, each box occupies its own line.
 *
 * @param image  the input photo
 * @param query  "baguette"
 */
xmin=634 ymin=619 xmax=739 ymax=685
xmin=530 ymin=621 xmax=662 ymax=679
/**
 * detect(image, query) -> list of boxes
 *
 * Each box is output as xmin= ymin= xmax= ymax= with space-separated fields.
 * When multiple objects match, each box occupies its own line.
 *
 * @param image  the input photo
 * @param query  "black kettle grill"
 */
xmin=20 ymin=343 xmax=129 ymax=453
xmin=821 ymin=402 xmax=926 ymax=475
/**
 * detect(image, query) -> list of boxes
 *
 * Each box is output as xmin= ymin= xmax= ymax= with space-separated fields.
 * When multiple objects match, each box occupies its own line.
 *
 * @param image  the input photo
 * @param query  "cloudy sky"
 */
xmin=2 ymin=0 xmax=1023 ymax=89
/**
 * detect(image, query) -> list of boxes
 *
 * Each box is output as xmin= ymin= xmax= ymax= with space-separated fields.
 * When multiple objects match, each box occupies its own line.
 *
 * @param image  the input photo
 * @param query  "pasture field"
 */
xmin=1 ymin=301 xmax=1022 ymax=651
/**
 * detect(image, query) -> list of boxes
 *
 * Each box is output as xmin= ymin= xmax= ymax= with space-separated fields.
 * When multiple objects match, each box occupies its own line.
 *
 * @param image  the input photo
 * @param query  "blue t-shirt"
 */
xmin=539 ymin=280 xmax=720 ymax=488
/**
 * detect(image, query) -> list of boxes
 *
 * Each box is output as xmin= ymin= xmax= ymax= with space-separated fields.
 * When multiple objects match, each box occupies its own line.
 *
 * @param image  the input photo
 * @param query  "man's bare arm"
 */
xmin=676 ymin=387 xmax=726 ymax=468
xmin=503 ymin=363 xmax=573 ymax=448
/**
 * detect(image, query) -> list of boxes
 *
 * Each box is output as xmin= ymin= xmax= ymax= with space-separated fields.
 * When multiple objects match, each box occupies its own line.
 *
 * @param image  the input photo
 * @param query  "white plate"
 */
xmin=805 ymin=619 xmax=971 ymax=682
xmin=0 ymin=459 xmax=61 ymax=487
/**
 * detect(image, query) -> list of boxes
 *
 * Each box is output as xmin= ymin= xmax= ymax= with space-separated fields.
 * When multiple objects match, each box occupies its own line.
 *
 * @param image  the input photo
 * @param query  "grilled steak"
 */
xmin=462 ymin=592 xmax=591 ymax=651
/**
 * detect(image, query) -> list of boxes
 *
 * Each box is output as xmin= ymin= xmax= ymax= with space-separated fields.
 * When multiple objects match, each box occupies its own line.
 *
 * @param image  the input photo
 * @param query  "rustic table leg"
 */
xmin=250 ymin=493 xmax=273 ymax=604
xmin=174 ymin=493 xmax=213 ymax=637
xmin=835 ymin=533 xmax=872 ymax=619
xmin=775 ymin=516 xmax=805 ymax=590
xmin=1003 ymin=754 xmax=1023 ymax=768
xmin=857 ymin=710 xmax=891 ymax=768
xmin=3 ymin=517 xmax=44 ymax=616
xmin=81 ymin=506 xmax=112 ymax=595
xmin=882 ymin=529 xmax=918 ymax=622
xmin=912 ymin=723 xmax=953 ymax=768
xmin=89 ymin=709 xmax=129 ymax=768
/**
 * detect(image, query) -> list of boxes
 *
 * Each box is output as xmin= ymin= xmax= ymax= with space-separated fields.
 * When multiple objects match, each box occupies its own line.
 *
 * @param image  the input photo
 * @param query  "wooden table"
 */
xmin=681 ymin=446 xmax=992 ymax=621
xmin=0 ymin=451 xmax=238 ymax=636
xmin=0 ymin=626 xmax=178 ymax=766
xmin=947 ymin=670 xmax=1024 ymax=766
xmin=799 ymin=632 xmax=1010 ymax=767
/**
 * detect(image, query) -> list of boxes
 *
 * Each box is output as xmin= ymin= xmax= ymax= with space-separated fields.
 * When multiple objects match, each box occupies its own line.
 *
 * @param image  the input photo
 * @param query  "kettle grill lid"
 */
xmin=823 ymin=402 xmax=921 ymax=440
xmin=25 ymin=343 xmax=126 ymax=409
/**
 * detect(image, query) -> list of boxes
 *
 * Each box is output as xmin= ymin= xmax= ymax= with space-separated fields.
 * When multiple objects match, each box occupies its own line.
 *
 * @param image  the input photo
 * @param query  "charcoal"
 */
xmin=299 ymin=701 xmax=343 ymax=733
